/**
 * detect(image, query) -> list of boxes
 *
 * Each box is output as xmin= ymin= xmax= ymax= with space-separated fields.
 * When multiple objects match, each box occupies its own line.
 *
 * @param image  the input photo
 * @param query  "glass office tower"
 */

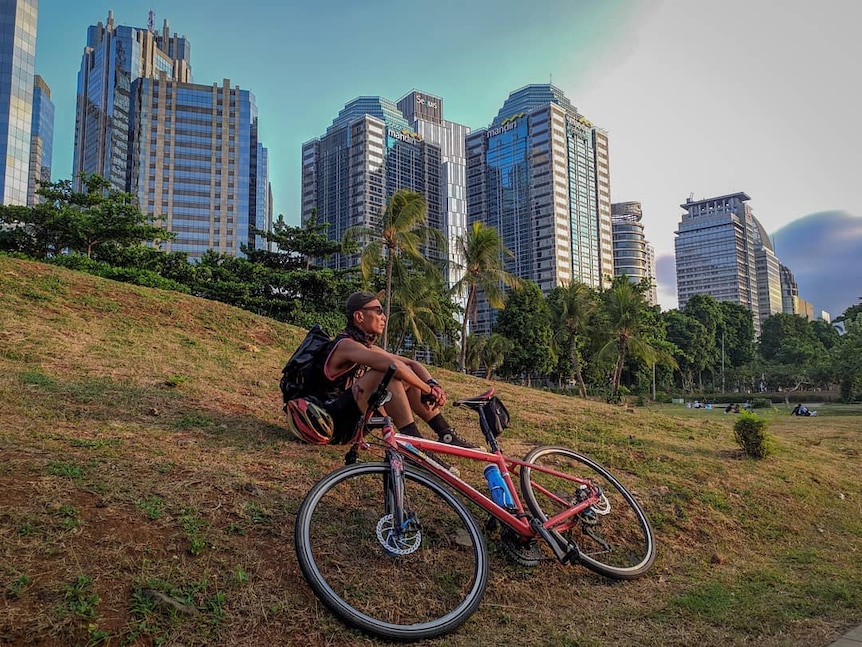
xmin=74 ymin=12 xmax=191 ymax=192
xmin=130 ymin=78 xmax=269 ymax=260
xmin=75 ymin=13 xmax=269 ymax=259
xmin=302 ymin=93 xmax=457 ymax=272
xmin=397 ymin=90 xmax=470 ymax=295
xmin=465 ymin=84 xmax=614 ymax=333
xmin=0 ymin=0 xmax=38 ymax=206
xmin=27 ymin=74 xmax=52 ymax=205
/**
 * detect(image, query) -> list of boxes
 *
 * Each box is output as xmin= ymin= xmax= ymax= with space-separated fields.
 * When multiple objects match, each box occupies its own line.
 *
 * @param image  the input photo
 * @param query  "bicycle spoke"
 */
xmin=296 ymin=462 xmax=488 ymax=640
xmin=520 ymin=446 xmax=655 ymax=579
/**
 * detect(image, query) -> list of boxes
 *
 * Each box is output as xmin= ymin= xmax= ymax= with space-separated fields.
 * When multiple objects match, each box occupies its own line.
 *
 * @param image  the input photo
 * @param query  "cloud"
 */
xmin=773 ymin=211 xmax=862 ymax=318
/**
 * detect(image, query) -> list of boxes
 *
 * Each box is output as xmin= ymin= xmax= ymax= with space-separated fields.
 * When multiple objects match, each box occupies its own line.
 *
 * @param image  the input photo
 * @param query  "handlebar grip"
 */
xmin=381 ymin=364 xmax=397 ymax=389
xmin=369 ymin=364 xmax=398 ymax=407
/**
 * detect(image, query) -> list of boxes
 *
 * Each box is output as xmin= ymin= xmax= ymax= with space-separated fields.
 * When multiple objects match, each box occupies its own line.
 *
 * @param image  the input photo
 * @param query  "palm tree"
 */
xmin=464 ymin=333 xmax=487 ymax=374
xmin=482 ymin=333 xmax=514 ymax=381
xmin=549 ymin=282 xmax=597 ymax=398
xmin=598 ymin=279 xmax=675 ymax=400
xmin=345 ymin=189 xmax=444 ymax=349
xmin=387 ymin=273 xmax=447 ymax=357
xmin=451 ymin=222 xmax=520 ymax=372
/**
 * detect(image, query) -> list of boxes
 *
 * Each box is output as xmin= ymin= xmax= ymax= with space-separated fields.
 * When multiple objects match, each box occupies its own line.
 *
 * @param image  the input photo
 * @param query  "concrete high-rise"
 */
xmin=27 ymin=74 xmax=53 ymax=205
xmin=397 ymin=90 xmax=469 ymax=295
xmin=0 ymin=0 xmax=38 ymax=206
xmin=465 ymin=84 xmax=614 ymax=332
xmin=779 ymin=263 xmax=814 ymax=320
xmin=302 ymin=92 xmax=465 ymax=272
xmin=74 ymin=13 xmax=269 ymax=260
xmin=675 ymin=192 xmax=783 ymax=333
xmin=611 ymin=201 xmax=657 ymax=306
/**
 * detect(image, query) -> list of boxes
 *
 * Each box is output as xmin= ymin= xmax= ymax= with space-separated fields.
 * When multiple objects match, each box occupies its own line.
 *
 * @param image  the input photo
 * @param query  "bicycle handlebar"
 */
xmin=369 ymin=364 xmax=397 ymax=410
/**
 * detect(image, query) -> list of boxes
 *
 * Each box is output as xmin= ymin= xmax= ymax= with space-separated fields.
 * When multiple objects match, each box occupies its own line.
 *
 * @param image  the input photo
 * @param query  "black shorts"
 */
xmin=324 ymin=390 xmax=362 ymax=444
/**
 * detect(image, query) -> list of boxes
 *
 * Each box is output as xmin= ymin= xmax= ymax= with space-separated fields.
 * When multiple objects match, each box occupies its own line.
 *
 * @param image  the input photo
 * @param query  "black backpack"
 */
xmin=279 ymin=325 xmax=333 ymax=406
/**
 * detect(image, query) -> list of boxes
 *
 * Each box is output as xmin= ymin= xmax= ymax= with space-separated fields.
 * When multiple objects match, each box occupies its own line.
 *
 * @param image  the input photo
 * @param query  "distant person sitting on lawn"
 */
xmin=791 ymin=403 xmax=816 ymax=416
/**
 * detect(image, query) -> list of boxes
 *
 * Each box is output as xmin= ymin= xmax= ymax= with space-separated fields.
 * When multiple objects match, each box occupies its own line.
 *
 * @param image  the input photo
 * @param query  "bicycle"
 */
xmin=294 ymin=366 xmax=656 ymax=641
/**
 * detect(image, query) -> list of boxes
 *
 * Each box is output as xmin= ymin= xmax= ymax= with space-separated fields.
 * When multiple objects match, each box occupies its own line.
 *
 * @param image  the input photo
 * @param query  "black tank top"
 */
xmin=305 ymin=332 xmax=366 ymax=404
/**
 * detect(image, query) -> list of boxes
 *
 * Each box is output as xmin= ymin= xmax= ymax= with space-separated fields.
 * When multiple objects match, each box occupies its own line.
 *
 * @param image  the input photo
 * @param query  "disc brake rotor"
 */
xmin=376 ymin=513 xmax=422 ymax=556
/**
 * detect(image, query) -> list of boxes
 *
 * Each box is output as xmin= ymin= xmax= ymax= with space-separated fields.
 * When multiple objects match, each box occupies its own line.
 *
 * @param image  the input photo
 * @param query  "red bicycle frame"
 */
xmin=344 ymin=366 xmax=602 ymax=564
xmin=389 ymin=433 xmax=599 ymax=542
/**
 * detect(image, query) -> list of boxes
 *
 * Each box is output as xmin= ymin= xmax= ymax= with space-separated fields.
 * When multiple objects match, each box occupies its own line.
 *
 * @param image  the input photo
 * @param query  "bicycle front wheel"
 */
xmin=520 ymin=446 xmax=656 ymax=579
xmin=294 ymin=461 xmax=489 ymax=641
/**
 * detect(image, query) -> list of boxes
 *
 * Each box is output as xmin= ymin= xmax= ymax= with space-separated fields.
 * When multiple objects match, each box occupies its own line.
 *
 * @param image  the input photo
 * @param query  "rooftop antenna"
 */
xmin=148 ymin=10 xmax=155 ymax=32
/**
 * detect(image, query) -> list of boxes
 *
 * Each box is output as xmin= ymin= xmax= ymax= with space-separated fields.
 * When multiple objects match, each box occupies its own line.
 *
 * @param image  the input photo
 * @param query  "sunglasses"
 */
xmin=359 ymin=305 xmax=384 ymax=315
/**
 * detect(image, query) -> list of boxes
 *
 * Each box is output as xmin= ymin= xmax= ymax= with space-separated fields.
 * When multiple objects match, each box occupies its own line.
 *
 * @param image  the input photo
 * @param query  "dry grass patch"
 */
xmin=1 ymin=256 xmax=860 ymax=646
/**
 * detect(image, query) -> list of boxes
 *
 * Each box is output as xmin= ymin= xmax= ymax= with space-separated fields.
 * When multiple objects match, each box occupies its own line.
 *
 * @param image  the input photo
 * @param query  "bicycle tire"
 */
xmin=294 ymin=461 xmax=489 ymax=641
xmin=520 ymin=446 xmax=656 ymax=579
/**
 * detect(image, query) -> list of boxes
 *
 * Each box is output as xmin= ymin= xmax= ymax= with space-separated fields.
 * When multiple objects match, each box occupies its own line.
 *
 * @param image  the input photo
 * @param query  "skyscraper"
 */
xmin=465 ymin=84 xmax=614 ymax=332
xmin=674 ymin=192 xmax=783 ymax=333
xmin=301 ymin=92 xmax=463 ymax=272
xmin=74 ymin=13 xmax=269 ymax=260
xmin=27 ymin=74 xmax=53 ymax=205
xmin=779 ymin=263 xmax=814 ymax=320
xmin=130 ymin=78 xmax=269 ymax=258
xmin=0 ymin=0 xmax=38 ymax=206
xmin=611 ymin=201 xmax=657 ymax=306
xmin=74 ymin=12 xmax=191 ymax=192
xmin=396 ymin=90 xmax=469 ymax=294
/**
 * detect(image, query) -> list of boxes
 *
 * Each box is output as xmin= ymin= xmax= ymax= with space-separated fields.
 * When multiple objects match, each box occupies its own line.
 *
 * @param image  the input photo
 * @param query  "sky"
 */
xmin=33 ymin=0 xmax=862 ymax=315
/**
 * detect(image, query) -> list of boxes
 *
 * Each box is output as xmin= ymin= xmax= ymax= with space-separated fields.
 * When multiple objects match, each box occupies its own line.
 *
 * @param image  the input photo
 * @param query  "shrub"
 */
xmin=733 ymin=411 xmax=774 ymax=459
xmin=750 ymin=397 xmax=772 ymax=409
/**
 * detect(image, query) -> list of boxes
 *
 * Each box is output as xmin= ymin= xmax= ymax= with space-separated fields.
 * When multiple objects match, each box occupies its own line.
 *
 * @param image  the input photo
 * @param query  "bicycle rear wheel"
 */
xmin=520 ymin=446 xmax=655 ymax=579
xmin=294 ymin=461 xmax=489 ymax=641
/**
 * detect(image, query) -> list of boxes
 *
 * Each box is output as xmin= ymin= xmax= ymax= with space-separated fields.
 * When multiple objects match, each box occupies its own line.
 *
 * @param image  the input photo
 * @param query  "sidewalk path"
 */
xmin=827 ymin=624 xmax=862 ymax=646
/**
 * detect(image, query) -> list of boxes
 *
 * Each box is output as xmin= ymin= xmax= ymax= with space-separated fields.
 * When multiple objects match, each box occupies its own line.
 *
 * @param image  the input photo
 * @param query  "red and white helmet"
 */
xmin=284 ymin=398 xmax=334 ymax=445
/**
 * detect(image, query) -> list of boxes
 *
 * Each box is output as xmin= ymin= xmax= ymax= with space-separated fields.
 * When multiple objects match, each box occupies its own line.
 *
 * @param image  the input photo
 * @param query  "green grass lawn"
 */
xmin=2 ymin=256 xmax=860 ymax=647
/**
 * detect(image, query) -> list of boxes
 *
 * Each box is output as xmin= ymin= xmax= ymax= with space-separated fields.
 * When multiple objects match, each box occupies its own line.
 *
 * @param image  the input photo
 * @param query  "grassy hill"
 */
xmin=1 ymin=255 xmax=860 ymax=647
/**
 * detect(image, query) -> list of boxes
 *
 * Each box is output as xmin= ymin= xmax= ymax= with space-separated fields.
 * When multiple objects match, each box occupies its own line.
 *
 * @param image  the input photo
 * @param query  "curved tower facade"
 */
xmin=611 ymin=201 xmax=657 ymax=305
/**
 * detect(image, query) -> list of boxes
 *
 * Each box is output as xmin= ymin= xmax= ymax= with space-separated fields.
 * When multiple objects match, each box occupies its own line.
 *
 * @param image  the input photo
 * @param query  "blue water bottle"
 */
xmin=484 ymin=464 xmax=515 ymax=509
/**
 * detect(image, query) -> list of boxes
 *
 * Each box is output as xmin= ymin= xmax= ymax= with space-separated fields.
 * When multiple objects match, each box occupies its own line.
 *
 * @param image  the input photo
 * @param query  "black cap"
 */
xmin=346 ymin=291 xmax=383 ymax=316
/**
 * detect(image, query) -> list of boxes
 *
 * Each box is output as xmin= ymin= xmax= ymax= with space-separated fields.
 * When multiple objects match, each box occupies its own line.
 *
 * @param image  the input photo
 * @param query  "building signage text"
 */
xmin=388 ymin=128 xmax=423 ymax=144
xmin=486 ymin=112 xmax=526 ymax=139
xmin=415 ymin=95 xmax=439 ymax=110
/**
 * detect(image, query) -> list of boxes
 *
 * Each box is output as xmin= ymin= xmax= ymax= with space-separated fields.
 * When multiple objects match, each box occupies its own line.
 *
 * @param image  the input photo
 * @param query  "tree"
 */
xmin=718 ymin=301 xmax=756 ymax=368
xmin=682 ymin=294 xmax=723 ymax=389
xmin=464 ymin=333 xmax=486 ymax=375
xmin=38 ymin=174 xmax=172 ymax=258
xmin=759 ymin=313 xmax=824 ymax=365
xmin=662 ymin=309 xmax=708 ymax=393
xmin=810 ymin=318 xmax=840 ymax=351
xmin=598 ymin=278 xmax=674 ymax=399
xmin=451 ymin=221 xmax=520 ymax=372
xmin=346 ymin=189 xmax=444 ymax=349
xmin=1 ymin=173 xmax=172 ymax=259
xmin=494 ymin=280 xmax=556 ymax=386
xmin=832 ymin=313 xmax=862 ymax=402
xmin=547 ymin=281 xmax=598 ymax=398
xmin=386 ymin=272 xmax=455 ymax=357
xmin=481 ymin=333 xmax=514 ymax=381
xmin=248 ymin=209 xmax=342 ymax=271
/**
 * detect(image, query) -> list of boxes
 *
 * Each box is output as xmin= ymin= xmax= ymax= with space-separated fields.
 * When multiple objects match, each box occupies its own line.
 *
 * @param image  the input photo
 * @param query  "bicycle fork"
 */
xmin=377 ymin=425 xmax=422 ymax=556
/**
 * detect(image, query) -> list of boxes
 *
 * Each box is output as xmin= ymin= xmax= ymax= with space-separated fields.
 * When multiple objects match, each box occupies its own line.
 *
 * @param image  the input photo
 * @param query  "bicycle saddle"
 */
xmin=453 ymin=389 xmax=496 ymax=409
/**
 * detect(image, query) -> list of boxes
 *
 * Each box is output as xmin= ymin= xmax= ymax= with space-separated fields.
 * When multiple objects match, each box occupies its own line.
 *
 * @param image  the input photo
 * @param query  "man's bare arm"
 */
xmin=330 ymin=340 xmax=433 ymax=395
